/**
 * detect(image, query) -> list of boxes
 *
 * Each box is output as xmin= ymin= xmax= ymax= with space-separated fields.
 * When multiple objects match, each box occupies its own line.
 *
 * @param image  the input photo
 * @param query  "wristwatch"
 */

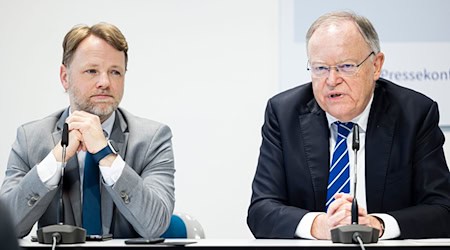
xmin=92 ymin=140 xmax=119 ymax=164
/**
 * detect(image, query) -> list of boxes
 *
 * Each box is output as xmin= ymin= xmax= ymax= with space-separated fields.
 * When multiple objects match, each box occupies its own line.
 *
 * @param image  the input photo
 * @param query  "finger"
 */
xmin=359 ymin=208 xmax=367 ymax=216
xmin=329 ymin=206 xmax=352 ymax=227
xmin=69 ymin=110 xmax=95 ymax=119
xmin=327 ymin=198 xmax=347 ymax=215
xmin=334 ymin=193 xmax=353 ymax=203
xmin=66 ymin=111 xmax=101 ymax=130
xmin=357 ymin=216 xmax=371 ymax=226
xmin=67 ymin=118 xmax=101 ymax=132
xmin=329 ymin=197 xmax=353 ymax=216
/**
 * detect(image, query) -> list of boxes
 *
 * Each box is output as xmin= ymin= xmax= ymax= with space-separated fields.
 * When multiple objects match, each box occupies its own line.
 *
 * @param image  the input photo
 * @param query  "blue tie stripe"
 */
xmin=326 ymin=122 xmax=353 ymax=210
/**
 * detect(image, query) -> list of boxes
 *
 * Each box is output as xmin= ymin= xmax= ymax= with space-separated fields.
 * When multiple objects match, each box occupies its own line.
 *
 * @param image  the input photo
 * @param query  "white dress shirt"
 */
xmin=295 ymin=95 xmax=401 ymax=239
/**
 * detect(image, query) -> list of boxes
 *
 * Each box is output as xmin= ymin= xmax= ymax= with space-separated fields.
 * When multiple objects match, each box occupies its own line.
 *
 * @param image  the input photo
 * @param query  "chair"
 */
xmin=161 ymin=212 xmax=205 ymax=239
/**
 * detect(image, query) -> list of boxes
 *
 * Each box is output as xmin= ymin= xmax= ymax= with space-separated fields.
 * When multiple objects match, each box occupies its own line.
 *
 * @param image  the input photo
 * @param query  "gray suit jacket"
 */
xmin=0 ymin=107 xmax=175 ymax=239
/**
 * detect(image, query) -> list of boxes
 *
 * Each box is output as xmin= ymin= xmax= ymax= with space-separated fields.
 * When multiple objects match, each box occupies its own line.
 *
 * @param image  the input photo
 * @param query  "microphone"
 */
xmin=330 ymin=124 xmax=379 ymax=244
xmin=57 ymin=122 xmax=69 ymax=224
xmin=351 ymin=124 xmax=359 ymax=225
xmin=37 ymin=123 xmax=86 ymax=244
xmin=61 ymin=123 xmax=69 ymax=147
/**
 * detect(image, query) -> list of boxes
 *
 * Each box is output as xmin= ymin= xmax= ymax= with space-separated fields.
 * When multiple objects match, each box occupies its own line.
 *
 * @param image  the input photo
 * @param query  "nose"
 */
xmin=325 ymin=67 xmax=342 ymax=87
xmin=97 ymin=72 xmax=111 ymax=88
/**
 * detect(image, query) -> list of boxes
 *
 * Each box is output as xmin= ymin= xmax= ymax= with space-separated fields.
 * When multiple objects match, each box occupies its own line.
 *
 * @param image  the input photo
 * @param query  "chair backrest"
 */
xmin=161 ymin=212 xmax=205 ymax=239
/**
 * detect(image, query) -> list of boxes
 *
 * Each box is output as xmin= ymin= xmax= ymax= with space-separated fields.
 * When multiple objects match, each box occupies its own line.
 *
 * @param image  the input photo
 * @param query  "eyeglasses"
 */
xmin=307 ymin=51 xmax=375 ymax=78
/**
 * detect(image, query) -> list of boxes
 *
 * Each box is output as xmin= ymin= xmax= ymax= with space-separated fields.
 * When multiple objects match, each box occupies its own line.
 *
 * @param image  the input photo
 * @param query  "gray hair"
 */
xmin=306 ymin=11 xmax=380 ymax=54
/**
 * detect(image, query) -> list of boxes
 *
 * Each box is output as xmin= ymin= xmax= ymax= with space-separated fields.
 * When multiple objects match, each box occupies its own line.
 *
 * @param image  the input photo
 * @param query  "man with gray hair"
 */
xmin=248 ymin=11 xmax=450 ymax=239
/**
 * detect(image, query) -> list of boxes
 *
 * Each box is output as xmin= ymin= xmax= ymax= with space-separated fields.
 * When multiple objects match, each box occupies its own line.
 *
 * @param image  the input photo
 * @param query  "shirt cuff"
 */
xmin=370 ymin=213 xmax=401 ymax=239
xmin=295 ymin=212 xmax=324 ymax=239
xmin=99 ymin=155 xmax=125 ymax=186
xmin=36 ymin=152 xmax=62 ymax=188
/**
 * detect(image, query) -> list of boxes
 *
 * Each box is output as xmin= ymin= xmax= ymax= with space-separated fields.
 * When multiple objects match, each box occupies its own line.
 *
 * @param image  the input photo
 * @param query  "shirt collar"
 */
xmin=102 ymin=112 xmax=115 ymax=138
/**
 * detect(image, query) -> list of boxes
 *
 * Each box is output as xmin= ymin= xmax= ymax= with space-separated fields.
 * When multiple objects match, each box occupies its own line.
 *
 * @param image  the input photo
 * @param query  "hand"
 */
xmin=52 ymin=128 xmax=83 ymax=162
xmin=311 ymin=193 xmax=381 ymax=239
xmin=65 ymin=111 xmax=108 ymax=153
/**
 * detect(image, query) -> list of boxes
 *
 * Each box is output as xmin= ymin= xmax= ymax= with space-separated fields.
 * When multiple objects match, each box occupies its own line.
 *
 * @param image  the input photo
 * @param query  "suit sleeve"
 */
xmin=103 ymin=124 xmax=175 ymax=238
xmin=247 ymin=100 xmax=307 ymax=238
xmin=0 ymin=126 xmax=59 ymax=238
xmin=389 ymin=102 xmax=450 ymax=239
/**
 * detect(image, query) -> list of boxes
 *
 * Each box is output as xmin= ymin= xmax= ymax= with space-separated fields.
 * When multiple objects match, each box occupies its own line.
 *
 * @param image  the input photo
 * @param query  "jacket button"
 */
xmin=120 ymin=191 xmax=130 ymax=204
xmin=27 ymin=195 xmax=40 ymax=207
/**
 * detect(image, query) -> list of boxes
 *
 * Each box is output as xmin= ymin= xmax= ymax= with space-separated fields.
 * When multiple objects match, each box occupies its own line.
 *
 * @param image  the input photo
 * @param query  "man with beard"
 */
xmin=0 ymin=23 xmax=175 ymax=239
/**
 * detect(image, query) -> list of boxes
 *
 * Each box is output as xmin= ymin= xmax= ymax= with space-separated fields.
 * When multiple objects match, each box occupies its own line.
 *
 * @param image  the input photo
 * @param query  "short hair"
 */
xmin=306 ymin=11 xmax=380 ymax=54
xmin=62 ymin=22 xmax=128 ymax=69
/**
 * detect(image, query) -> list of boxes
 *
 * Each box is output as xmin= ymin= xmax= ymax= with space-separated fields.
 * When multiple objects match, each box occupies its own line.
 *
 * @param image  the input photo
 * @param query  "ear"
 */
xmin=373 ymin=52 xmax=385 ymax=80
xmin=60 ymin=64 xmax=69 ymax=91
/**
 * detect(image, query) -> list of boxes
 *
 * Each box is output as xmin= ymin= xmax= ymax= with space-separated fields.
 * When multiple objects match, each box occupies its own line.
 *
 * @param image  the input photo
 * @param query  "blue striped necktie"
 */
xmin=325 ymin=121 xmax=353 ymax=211
xmin=82 ymin=152 xmax=102 ymax=235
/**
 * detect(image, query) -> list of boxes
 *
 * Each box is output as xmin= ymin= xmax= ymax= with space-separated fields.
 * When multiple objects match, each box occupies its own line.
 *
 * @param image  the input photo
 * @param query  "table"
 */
xmin=19 ymin=238 xmax=450 ymax=249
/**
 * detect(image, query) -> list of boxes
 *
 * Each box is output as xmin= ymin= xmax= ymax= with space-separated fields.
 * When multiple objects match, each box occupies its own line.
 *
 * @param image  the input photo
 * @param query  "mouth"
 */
xmin=91 ymin=94 xmax=113 ymax=101
xmin=329 ymin=93 xmax=343 ymax=98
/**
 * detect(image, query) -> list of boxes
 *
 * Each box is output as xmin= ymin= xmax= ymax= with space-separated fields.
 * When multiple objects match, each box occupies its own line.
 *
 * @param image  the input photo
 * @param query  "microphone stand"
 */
xmin=37 ymin=123 xmax=86 ymax=244
xmin=330 ymin=124 xmax=379 ymax=244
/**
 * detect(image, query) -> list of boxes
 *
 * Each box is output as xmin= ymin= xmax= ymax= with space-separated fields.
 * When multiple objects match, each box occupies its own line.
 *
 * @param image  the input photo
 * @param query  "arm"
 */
xmin=389 ymin=102 xmax=450 ymax=239
xmin=247 ymin=100 xmax=307 ymax=238
xmin=104 ymin=124 xmax=175 ymax=238
xmin=0 ymin=126 xmax=59 ymax=238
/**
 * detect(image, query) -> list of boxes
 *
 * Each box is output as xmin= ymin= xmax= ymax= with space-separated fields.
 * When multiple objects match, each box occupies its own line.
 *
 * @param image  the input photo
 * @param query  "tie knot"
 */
xmin=335 ymin=121 xmax=353 ymax=139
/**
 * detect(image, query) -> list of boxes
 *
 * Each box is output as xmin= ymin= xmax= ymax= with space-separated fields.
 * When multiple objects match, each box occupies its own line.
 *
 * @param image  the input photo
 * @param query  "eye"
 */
xmin=313 ymin=65 xmax=329 ymax=72
xmin=111 ymin=70 xmax=123 ymax=76
xmin=85 ymin=69 xmax=98 ymax=74
xmin=337 ymin=64 xmax=356 ymax=72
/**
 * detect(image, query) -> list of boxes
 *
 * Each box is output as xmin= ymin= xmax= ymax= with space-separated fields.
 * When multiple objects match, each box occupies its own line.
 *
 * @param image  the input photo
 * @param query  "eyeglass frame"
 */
xmin=306 ymin=51 xmax=375 ymax=77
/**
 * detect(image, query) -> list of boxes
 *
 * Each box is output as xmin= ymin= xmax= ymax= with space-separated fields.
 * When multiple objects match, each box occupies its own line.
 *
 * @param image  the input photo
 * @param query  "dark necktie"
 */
xmin=82 ymin=152 xmax=102 ymax=235
xmin=325 ymin=121 xmax=353 ymax=211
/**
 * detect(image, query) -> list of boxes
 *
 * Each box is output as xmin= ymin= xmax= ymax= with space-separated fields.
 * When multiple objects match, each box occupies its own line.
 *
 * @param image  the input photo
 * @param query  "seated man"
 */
xmin=247 ymin=11 xmax=450 ymax=239
xmin=0 ymin=22 xmax=175 ymax=239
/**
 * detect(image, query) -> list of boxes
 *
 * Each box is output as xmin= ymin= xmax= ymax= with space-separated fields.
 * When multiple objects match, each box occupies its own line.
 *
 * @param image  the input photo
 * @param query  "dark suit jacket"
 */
xmin=247 ymin=78 xmax=450 ymax=239
xmin=0 ymin=200 xmax=19 ymax=250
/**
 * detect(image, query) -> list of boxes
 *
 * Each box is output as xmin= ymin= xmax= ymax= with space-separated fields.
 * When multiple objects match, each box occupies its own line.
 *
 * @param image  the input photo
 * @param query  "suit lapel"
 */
xmin=299 ymin=98 xmax=330 ymax=210
xmin=365 ymin=84 xmax=396 ymax=213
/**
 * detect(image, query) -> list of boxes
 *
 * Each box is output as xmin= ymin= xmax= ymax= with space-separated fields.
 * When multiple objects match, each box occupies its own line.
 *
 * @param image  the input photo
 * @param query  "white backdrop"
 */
xmin=0 ymin=0 xmax=449 ymax=240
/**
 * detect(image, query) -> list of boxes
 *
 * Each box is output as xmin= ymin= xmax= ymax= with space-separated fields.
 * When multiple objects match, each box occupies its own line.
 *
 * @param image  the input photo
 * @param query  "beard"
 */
xmin=67 ymin=86 xmax=121 ymax=121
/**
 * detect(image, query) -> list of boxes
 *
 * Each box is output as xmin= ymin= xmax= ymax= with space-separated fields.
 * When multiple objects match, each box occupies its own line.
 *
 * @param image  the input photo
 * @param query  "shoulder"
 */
xmin=117 ymin=108 xmax=172 ymax=137
xmin=270 ymin=82 xmax=313 ymax=105
xmin=374 ymin=78 xmax=440 ymax=126
xmin=18 ymin=109 xmax=65 ymax=135
xmin=266 ymin=82 xmax=315 ymax=114
xmin=266 ymin=82 xmax=324 ymax=118
xmin=375 ymin=78 xmax=436 ymax=110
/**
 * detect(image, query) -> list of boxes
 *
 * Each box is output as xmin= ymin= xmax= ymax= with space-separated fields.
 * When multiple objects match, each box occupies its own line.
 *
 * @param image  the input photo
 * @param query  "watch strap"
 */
xmin=92 ymin=143 xmax=114 ymax=164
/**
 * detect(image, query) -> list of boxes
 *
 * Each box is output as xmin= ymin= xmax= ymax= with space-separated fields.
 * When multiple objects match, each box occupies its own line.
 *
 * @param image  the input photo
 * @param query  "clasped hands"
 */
xmin=52 ymin=111 xmax=108 ymax=162
xmin=311 ymin=193 xmax=383 ymax=240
